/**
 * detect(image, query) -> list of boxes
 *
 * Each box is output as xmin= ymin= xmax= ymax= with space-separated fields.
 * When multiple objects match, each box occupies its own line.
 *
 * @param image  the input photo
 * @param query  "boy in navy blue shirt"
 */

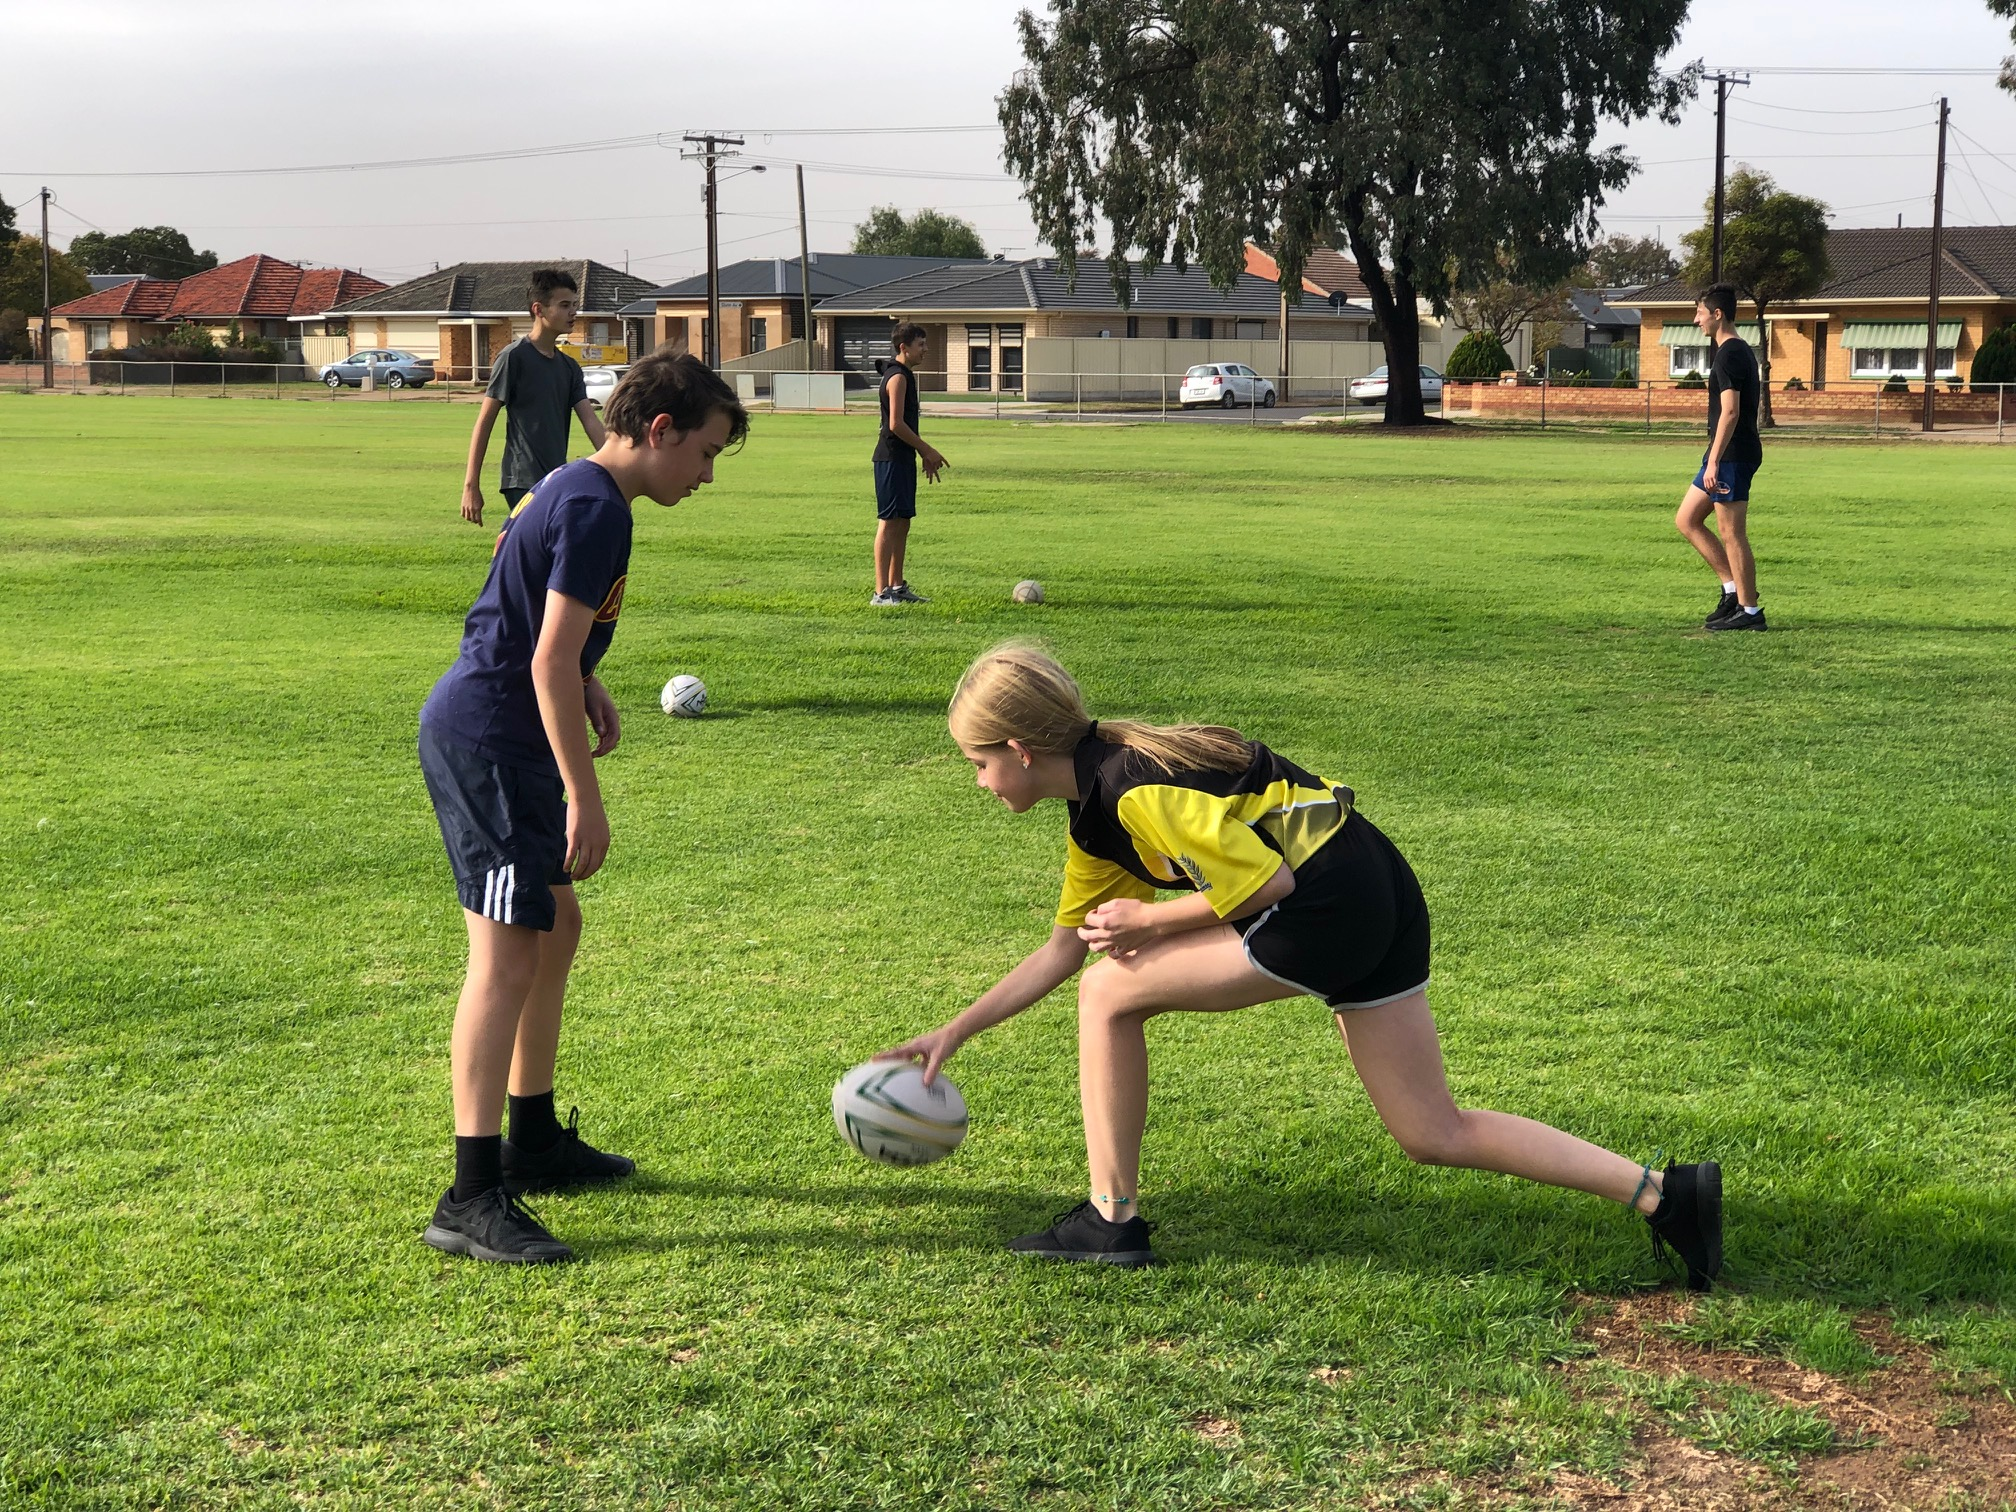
xmin=420 ymin=351 xmax=748 ymax=1264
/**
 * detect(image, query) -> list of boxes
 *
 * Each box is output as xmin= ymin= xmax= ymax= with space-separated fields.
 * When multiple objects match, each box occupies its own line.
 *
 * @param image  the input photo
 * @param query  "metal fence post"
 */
xmin=169 ymin=362 xmax=176 ymax=398
xmin=1540 ymin=376 xmax=1547 ymax=430
xmin=1075 ymin=373 xmax=1081 ymax=417
xmin=219 ymin=363 xmax=226 ymax=397
xmin=1873 ymin=385 xmax=1880 ymax=434
xmin=119 ymin=362 xmax=125 ymax=398
xmin=1999 ymin=382 xmax=2005 ymax=442
xmin=1160 ymin=374 xmax=1167 ymax=422
xmin=1645 ymin=382 xmax=1652 ymax=432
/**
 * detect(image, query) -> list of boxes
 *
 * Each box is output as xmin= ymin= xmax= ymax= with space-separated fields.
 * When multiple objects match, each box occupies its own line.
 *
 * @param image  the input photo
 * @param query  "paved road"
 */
xmin=918 ymin=401 xmax=1382 ymax=427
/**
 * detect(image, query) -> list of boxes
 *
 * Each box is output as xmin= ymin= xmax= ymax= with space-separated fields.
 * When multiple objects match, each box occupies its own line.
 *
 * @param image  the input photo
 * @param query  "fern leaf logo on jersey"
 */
xmin=1177 ymin=854 xmax=1211 ymax=890
xmin=595 ymin=575 xmax=627 ymax=623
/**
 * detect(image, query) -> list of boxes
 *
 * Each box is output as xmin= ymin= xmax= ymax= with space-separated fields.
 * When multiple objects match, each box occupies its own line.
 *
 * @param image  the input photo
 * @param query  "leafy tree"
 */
xmin=0 ymin=193 xmax=17 ymax=254
xmin=850 ymin=207 xmax=986 ymax=259
xmin=0 ymin=309 xmax=29 ymax=360
xmin=1992 ymin=0 xmax=2016 ymax=94
xmin=1446 ymin=252 xmax=1574 ymax=350
xmin=0 ymin=238 xmax=91 ymax=316
xmin=1585 ymin=233 xmax=1678 ymax=287
xmin=1000 ymin=2 xmax=1693 ymax=425
xmin=1971 ymin=322 xmax=2016 ymax=391
xmin=66 ymin=226 xmax=218 ymax=280
xmin=1444 ymin=329 xmax=1513 ymax=379
xmin=1678 ymin=166 xmax=1830 ymax=427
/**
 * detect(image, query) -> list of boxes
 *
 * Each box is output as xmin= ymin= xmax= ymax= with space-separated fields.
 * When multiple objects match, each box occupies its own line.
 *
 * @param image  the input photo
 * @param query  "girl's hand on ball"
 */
xmin=1078 ymin=898 xmax=1160 ymax=955
xmin=874 ymin=1025 xmax=963 ymax=1086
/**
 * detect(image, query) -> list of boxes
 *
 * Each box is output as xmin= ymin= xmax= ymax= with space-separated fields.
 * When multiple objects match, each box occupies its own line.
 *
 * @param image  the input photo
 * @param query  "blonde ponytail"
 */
xmin=948 ymin=642 xmax=1251 ymax=774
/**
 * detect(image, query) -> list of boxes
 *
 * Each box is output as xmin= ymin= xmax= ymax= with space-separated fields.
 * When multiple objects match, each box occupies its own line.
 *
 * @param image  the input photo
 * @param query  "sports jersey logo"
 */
xmin=595 ymin=575 xmax=627 ymax=623
xmin=1176 ymin=853 xmax=1212 ymax=891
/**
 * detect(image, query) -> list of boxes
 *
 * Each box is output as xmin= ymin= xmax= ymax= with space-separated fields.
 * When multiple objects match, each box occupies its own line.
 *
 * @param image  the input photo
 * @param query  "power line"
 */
xmin=1706 ymin=66 xmax=1999 ymax=75
xmin=1724 ymin=114 xmax=1931 ymax=137
xmin=1737 ymin=98 xmax=1943 ymax=116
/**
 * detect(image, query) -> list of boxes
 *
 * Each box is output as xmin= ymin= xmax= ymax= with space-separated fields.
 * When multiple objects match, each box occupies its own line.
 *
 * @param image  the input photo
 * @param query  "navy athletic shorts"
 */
xmin=418 ymin=725 xmax=571 ymax=931
xmin=873 ymin=458 xmax=918 ymax=520
xmin=1232 ymin=812 xmax=1431 ymax=1011
xmin=1691 ymin=452 xmax=1759 ymax=505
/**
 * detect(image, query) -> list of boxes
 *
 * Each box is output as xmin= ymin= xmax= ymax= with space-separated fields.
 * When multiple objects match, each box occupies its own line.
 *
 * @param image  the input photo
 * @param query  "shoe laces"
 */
xmin=561 ymin=1106 xmax=583 ymax=1147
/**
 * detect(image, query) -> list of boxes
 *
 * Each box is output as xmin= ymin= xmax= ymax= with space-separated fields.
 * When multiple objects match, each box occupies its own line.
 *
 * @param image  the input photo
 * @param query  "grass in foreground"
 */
xmin=2 ymin=396 xmax=2013 ymax=1508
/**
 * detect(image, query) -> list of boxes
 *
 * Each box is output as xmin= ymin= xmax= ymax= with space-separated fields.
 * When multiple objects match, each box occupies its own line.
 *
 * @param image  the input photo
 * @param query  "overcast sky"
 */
xmin=3 ymin=0 xmax=2011 ymax=287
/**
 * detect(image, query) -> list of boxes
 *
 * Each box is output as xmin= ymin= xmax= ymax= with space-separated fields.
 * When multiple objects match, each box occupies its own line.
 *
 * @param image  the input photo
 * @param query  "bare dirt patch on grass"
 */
xmin=1553 ymin=1292 xmax=2016 ymax=1510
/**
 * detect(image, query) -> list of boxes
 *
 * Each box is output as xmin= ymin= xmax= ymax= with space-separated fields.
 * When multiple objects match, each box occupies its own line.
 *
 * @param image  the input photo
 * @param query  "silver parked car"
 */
xmin=319 ymin=349 xmax=435 ymax=389
xmin=582 ymin=365 xmax=629 ymax=408
xmin=1348 ymin=365 xmax=1445 ymax=405
xmin=1178 ymin=363 xmax=1277 ymax=409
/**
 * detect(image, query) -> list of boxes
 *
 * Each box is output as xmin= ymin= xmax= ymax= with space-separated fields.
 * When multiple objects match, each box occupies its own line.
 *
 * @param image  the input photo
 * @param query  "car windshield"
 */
xmin=1370 ymin=366 xmax=1389 ymax=378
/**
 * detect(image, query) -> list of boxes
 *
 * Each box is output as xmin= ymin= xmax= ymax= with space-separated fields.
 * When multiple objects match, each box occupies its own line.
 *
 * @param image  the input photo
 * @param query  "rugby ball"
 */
xmin=660 ymin=674 xmax=707 ymax=718
xmin=1012 ymin=579 xmax=1045 ymax=604
xmin=832 ymin=1061 xmax=968 ymax=1167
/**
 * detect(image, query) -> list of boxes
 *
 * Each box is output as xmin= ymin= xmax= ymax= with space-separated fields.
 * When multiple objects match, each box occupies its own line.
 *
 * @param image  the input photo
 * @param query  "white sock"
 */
xmin=1721 ymin=580 xmax=1737 ymax=594
xmin=1742 ymin=604 xmax=1760 ymax=614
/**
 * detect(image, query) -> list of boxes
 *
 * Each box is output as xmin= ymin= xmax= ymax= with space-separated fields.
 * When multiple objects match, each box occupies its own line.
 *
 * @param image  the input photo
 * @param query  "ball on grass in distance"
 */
xmin=832 ymin=1060 xmax=968 ymax=1167
xmin=1012 ymin=579 xmax=1045 ymax=604
xmin=660 ymin=674 xmax=707 ymax=718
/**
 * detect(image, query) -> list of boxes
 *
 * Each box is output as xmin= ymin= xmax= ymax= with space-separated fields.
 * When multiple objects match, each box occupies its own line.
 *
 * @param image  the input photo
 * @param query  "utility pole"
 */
xmin=1922 ymin=96 xmax=1949 ymax=434
xmin=40 ymin=187 xmax=53 ymax=390
xmin=1708 ymin=72 xmax=1749 ymax=283
xmin=796 ymin=164 xmax=814 ymax=372
xmin=681 ymin=133 xmax=745 ymax=368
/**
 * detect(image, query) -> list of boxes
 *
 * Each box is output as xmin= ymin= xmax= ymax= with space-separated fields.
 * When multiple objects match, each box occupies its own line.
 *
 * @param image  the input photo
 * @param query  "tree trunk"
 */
xmin=1341 ymin=212 xmax=1428 ymax=425
xmin=1755 ymin=301 xmax=1775 ymax=428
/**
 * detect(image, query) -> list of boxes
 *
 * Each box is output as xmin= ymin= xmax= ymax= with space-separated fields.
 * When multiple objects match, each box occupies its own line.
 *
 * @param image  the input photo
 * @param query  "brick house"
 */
xmin=47 ymin=255 xmax=384 ymax=360
xmin=616 ymin=253 xmax=995 ymax=367
xmin=811 ymin=257 xmax=1376 ymax=393
xmin=1618 ymin=227 xmax=2016 ymax=387
xmin=314 ymin=260 xmax=655 ymax=380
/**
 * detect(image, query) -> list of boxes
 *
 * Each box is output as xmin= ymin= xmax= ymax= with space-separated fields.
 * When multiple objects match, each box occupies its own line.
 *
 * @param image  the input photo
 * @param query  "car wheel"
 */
xmin=324 ymin=371 xmax=343 ymax=389
xmin=386 ymin=372 xmax=406 ymax=390
xmin=1220 ymin=390 xmax=1237 ymax=409
xmin=1262 ymin=389 xmax=1277 ymax=408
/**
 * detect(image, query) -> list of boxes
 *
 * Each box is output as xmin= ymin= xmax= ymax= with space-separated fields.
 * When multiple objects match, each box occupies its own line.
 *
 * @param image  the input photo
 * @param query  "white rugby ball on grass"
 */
xmin=832 ymin=1061 xmax=968 ymax=1167
xmin=1012 ymin=579 xmax=1045 ymax=604
xmin=660 ymin=674 xmax=707 ymax=717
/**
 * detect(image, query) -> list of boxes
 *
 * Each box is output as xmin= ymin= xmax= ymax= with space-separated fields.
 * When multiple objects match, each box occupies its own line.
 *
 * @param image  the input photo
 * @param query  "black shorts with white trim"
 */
xmin=418 ymin=725 xmax=572 ymax=931
xmin=1232 ymin=811 xmax=1430 ymax=1010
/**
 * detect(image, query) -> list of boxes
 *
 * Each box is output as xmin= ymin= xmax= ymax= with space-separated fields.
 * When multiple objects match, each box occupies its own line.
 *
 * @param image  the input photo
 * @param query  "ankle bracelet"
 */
xmin=1629 ymin=1151 xmax=1665 ymax=1210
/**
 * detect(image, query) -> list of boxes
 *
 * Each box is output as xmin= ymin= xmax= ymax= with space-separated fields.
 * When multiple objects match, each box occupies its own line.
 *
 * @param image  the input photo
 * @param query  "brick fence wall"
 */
xmin=1443 ymin=381 xmax=2010 ymax=425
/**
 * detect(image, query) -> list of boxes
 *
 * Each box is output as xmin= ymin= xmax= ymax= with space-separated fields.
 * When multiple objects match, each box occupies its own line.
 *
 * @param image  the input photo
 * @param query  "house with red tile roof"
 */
xmin=49 ymin=254 xmax=384 ymax=360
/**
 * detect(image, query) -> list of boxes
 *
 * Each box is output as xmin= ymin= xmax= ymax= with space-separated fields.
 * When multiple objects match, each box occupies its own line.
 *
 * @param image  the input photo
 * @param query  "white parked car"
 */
xmin=582 ymin=365 xmax=629 ymax=407
xmin=1348 ymin=365 xmax=1445 ymax=405
xmin=1179 ymin=363 xmax=1277 ymax=409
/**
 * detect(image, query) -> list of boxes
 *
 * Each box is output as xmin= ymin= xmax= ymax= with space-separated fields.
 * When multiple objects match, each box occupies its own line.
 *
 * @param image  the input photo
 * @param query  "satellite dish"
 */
xmin=1328 ymin=290 xmax=1349 ymax=311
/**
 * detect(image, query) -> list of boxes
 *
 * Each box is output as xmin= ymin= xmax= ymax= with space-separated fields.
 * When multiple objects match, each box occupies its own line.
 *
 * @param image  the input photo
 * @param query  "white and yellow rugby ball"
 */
xmin=831 ymin=1061 xmax=969 ymax=1167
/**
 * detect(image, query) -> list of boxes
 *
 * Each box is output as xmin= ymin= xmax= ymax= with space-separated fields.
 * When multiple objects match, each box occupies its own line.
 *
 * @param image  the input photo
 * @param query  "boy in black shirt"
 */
xmin=420 ymin=353 xmax=747 ymax=1264
xmin=1672 ymin=283 xmax=1766 ymax=631
xmin=870 ymin=323 xmax=948 ymax=606
xmin=460 ymin=269 xmax=607 ymax=528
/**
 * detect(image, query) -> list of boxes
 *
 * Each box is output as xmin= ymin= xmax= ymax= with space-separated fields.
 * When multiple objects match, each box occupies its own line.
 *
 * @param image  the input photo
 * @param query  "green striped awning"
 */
xmin=1657 ymin=321 xmax=1762 ymax=345
xmin=1839 ymin=321 xmax=1960 ymax=348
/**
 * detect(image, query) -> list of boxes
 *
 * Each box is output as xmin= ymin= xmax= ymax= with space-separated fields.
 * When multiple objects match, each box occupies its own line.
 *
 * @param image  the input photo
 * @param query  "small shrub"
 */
xmin=1675 ymin=369 xmax=1706 ymax=389
xmin=1783 ymin=375 xmax=1805 ymax=390
xmin=1882 ymin=372 xmax=1910 ymax=394
xmin=1564 ymin=369 xmax=1591 ymax=388
xmin=1611 ymin=371 xmax=1637 ymax=388
xmin=1445 ymin=330 xmax=1513 ymax=380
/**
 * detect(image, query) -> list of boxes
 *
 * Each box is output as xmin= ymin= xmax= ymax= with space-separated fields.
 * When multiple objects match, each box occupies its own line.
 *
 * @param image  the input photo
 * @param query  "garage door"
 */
xmin=836 ymin=317 xmax=897 ymax=387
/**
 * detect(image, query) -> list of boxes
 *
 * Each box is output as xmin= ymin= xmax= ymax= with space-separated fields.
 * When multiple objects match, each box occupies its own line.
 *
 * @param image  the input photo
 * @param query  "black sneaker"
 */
xmin=1647 ymin=1161 xmax=1722 ymax=1291
xmin=888 ymin=582 xmax=930 ymax=604
xmin=423 ymin=1185 xmax=574 ymax=1265
xmin=1707 ymin=605 xmax=1767 ymax=632
xmin=1008 ymin=1199 xmax=1163 ymax=1267
xmin=501 ymin=1107 xmax=636 ymax=1194
xmin=1705 ymin=589 xmax=1737 ymax=627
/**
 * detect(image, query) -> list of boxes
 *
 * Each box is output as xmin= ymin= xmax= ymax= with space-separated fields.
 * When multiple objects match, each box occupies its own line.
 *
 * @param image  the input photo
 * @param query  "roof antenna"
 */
xmin=1897 ymin=213 xmax=1903 ymax=228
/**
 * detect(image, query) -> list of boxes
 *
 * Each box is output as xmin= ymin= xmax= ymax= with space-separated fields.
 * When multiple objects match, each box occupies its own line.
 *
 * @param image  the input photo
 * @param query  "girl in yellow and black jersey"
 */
xmin=879 ymin=645 xmax=1722 ymax=1285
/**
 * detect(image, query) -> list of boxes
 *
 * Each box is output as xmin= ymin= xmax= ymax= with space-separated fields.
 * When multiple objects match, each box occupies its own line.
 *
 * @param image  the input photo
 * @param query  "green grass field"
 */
xmin=3 ymin=396 xmax=2014 ymax=1509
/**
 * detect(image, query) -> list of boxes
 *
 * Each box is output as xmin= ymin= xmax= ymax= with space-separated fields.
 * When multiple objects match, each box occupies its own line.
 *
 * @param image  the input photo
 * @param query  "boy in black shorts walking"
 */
xmin=870 ymin=322 xmax=948 ymax=606
xmin=460 ymin=269 xmax=608 ymax=528
xmin=419 ymin=352 xmax=747 ymax=1264
xmin=1672 ymin=282 xmax=1767 ymax=631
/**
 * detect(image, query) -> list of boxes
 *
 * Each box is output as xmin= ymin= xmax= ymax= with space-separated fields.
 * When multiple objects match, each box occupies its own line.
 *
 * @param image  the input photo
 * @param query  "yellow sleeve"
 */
xmin=1055 ymin=834 xmax=1157 ymax=928
xmin=1116 ymin=784 xmax=1284 ymax=918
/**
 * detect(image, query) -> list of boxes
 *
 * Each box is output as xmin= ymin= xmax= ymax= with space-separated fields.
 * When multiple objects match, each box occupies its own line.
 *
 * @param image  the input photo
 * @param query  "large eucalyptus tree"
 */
xmin=1001 ymin=2 xmax=1695 ymax=423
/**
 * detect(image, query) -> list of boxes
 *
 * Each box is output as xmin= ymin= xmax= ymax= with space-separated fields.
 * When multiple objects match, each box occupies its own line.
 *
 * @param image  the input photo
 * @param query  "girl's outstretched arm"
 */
xmin=876 ymin=927 xmax=1090 ymax=1084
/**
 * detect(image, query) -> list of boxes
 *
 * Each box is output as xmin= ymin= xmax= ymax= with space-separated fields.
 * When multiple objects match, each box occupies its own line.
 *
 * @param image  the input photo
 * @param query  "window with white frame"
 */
xmin=1850 ymin=346 xmax=1954 ymax=377
xmin=1668 ymin=343 xmax=1709 ymax=377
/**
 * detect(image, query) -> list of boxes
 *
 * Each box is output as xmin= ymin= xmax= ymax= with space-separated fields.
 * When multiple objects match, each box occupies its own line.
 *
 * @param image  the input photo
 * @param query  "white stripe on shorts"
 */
xmin=482 ymin=868 xmax=497 ymax=920
xmin=504 ymin=863 xmax=515 ymax=926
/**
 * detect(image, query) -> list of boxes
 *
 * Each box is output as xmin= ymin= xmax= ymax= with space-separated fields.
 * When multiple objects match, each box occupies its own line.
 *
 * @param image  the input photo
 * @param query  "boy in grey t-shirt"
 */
xmin=460 ymin=269 xmax=607 ymax=527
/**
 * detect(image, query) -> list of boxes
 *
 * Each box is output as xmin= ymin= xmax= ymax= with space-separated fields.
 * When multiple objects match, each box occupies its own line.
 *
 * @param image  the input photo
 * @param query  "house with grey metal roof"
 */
xmin=615 ymin=253 xmax=994 ymax=367
xmin=810 ymin=256 xmax=1377 ymax=393
xmin=1616 ymin=227 xmax=2016 ymax=386
xmin=318 ymin=259 xmax=656 ymax=379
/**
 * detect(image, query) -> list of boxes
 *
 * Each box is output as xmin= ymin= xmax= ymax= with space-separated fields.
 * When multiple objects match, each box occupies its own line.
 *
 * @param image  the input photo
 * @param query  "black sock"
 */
xmin=453 ymin=1135 xmax=503 ymax=1201
xmin=508 ymin=1090 xmax=562 ymax=1153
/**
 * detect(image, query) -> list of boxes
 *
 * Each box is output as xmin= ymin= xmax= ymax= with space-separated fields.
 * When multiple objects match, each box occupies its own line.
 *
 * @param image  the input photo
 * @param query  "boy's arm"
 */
xmin=575 ymin=399 xmax=608 ymax=451
xmin=461 ymin=397 xmax=503 ymax=524
xmin=530 ymin=591 xmax=609 ymax=879
xmin=885 ymin=369 xmax=946 ymax=480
